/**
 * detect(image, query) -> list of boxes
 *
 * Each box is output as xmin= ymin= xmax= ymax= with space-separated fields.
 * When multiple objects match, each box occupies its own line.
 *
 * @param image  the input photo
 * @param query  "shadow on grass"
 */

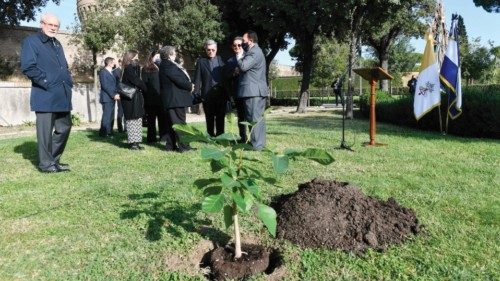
xmin=120 ymin=192 xmax=231 ymax=244
xmin=13 ymin=141 xmax=38 ymax=168
xmin=85 ymin=129 xmax=130 ymax=149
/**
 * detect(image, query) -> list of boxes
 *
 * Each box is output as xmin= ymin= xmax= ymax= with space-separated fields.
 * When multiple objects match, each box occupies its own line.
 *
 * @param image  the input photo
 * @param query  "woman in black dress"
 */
xmin=121 ymin=50 xmax=147 ymax=150
xmin=142 ymin=51 xmax=167 ymax=143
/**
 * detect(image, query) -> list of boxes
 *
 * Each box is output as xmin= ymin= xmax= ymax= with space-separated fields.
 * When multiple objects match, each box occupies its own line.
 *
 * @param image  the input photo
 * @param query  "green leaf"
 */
xmin=272 ymin=154 xmax=289 ymax=174
xmin=232 ymin=143 xmax=254 ymax=151
xmin=258 ymin=204 xmax=277 ymax=237
xmin=284 ymin=148 xmax=302 ymax=158
xmin=201 ymin=194 xmax=224 ymax=213
xmin=173 ymin=124 xmax=211 ymax=143
xmin=221 ymin=173 xmax=239 ymax=188
xmin=214 ymin=133 xmax=240 ymax=142
xmin=194 ymin=178 xmax=219 ymax=189
xmin=223 ymin=205 xmax=234 ymax=229
xmin=240 ymin=178 xmax=260 ymax=198
xmin=210 ymin=158 xmax=228 ymax=173
xmin=232 ymin=189 xmax=254 ymax=212
xmin=203 ymin=186 xmax=222 ymax=197
xmin=201 ymin=147 xmax=226 ymax=161
xmin=301 ymin=148 xmax=335 ymax=165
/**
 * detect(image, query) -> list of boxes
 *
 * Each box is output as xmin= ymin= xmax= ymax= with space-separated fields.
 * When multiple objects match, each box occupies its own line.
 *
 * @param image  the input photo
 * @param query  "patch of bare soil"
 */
xmin=275 ymin=179 xmax=422 ymax=252
xmin=164 ymin=239 xmax=213 ymax=277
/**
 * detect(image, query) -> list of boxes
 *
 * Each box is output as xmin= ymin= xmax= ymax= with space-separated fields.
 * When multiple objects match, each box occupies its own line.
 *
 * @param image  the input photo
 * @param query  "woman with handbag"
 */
xmin=158 ymin=46 xmax=195 ymax=152
xmin=142 ymin=51 xmax=167 ymax=143
xmin=120 ymin=50 xmax=147 ymax=150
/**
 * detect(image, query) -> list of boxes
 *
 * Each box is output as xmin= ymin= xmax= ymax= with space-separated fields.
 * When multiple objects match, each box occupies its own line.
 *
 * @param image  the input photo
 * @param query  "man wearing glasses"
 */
xmin=20 ymin=13 xmax=73 ymax=173
xmin=226 ymin=36 xmax=247 ymax=142
xmin=193 ymin=39 xmax=227 ymax=137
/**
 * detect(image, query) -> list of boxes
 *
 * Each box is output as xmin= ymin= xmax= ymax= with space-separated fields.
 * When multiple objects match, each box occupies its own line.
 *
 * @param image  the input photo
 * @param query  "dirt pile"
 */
xmin=275 ymin=179 xmax=421 ymax=252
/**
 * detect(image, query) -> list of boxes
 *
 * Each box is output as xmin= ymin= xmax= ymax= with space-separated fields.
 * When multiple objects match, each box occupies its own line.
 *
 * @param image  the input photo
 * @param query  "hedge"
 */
xmin=359 ymin=85 xmax=500 ymax=138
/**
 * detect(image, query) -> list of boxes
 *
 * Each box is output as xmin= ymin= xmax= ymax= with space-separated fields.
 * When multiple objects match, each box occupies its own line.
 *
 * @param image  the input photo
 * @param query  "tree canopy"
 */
xmin=0 ymin=0 xmax=59 ymax=26
xmin=472 ymin=0 xmax=500 ymax=13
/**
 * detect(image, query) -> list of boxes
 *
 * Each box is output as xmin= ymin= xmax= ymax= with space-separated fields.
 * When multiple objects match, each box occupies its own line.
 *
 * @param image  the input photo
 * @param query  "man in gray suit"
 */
xmin=238 ymin=30 xmax=268 ymax=150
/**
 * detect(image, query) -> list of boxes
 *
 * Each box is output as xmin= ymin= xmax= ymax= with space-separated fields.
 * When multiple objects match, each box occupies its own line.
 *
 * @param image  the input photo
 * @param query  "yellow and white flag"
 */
xmin=414 ymin=31 xmax=441 ymax=120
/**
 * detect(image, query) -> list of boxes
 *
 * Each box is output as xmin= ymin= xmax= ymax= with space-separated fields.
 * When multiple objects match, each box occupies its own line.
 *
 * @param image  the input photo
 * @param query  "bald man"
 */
xmin=21 ymin=13 xmax=73 ymax=173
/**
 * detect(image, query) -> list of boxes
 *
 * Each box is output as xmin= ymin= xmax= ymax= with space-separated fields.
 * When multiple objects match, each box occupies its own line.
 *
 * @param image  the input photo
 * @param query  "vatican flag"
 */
xmin=414 ymin=31 xmax=441 ymax=120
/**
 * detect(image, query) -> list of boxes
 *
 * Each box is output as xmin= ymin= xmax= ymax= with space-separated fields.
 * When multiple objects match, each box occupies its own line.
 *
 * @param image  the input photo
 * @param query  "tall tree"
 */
xmin=473 ymin=0 xmax=500 ymax=13
xmin=0 ymin=0 xmax=59 ymax=26
xmin=362 ymin=0 xmax=434 ymax=91
xmin=121 ymin=0 xmax=223 ymax=61
xmin=461 ymin=39 xmax=498 ymax=84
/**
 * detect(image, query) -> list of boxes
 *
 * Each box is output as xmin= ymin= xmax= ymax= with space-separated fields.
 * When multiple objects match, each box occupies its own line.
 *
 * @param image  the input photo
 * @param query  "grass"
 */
xmin=0 ymin=109 xmax=499 ymax=280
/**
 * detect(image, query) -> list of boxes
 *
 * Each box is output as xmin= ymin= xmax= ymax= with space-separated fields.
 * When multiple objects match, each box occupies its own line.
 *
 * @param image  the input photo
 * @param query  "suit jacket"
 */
xmin=99 ymin=68 xmax=116 ymax=103
xmin=159 ymin=59 xmax=193 ymax=109
xmin=193 ymin=56 xmax=226 ymax=101
xmin=225 ymin=55 xmax=241 ymax=99
xmin=237 ymin=44 xmax=268 ymax=98
xmin=141 ymin=68 xmax=163 ymax=107
xmin=20 ymin=31 xmax=73 ymax=112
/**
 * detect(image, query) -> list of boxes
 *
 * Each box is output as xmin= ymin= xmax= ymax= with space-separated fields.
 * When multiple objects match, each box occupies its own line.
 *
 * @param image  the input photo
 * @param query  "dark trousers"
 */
xmin=165 ymin=107 xmax=190 ymax=150
xmin=203 ymin=98 xmax=227 ymax=137
xmin=99 ymin=102 xmax=114 ymax=136
xmin=235 ymin=98 xmax=247 ymax=142
xmin=243 ymin=97 xmax=266 ymax=150
xmin=145 ymin=105 xmax=167 ymax=142
xmin=334 ymin=89 xmax=343 ymax=106
xmin=35 ymin=112 xmax=72 ymax=170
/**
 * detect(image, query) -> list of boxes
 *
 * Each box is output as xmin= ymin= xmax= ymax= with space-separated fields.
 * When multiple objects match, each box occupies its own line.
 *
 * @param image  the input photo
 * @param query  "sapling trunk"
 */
xmin=232 ymin=203 xmax=242 ymax=259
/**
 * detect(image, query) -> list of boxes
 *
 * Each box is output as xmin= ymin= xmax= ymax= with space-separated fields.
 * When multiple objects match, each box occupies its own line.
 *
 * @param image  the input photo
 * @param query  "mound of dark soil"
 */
xmin=275 ymin=179 xmax=421 ymax=252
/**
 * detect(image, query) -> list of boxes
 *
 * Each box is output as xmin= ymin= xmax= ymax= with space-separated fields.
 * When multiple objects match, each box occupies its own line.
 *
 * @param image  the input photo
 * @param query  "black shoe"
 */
xmin=177 ymin=146 xmax=195 ymax=153
xmin=56 ymin=163 xmax=71 ymax=171
xmin=130 ymin=143 xmax=140 ymax=150
xmin=40 ymin=166 xmax=62 ymax=173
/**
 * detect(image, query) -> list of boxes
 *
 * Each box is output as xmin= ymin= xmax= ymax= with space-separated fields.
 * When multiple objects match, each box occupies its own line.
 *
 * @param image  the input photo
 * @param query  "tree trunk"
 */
xmin=92 ymin=49 xmax=99 ymax=122
xmin=233 ymin=205 xmax=242 ymax=259
xmin=346 ymin=32 xmax=359 ymax=119
xmin=379 ymin=54 xmax=389 ymax=91
xmin=296 ymin=34 xmax=314 ymax=113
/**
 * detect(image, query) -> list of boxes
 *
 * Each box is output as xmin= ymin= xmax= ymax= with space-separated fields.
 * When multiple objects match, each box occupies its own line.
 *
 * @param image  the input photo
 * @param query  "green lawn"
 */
xmin=1 ymin=109 xmax=499 ymax=280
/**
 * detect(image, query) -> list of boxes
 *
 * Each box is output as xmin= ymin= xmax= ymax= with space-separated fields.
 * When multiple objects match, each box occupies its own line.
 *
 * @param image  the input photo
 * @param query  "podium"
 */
xmin=353 ymin=67 xmax=393 ymax=146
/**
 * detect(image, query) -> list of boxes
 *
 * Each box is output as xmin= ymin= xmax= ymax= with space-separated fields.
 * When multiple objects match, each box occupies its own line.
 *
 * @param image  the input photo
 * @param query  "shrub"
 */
xmin=359 ymin=85 xmax=500 ymax=138
xmin=71 ymin=113 xmax=81 ymax=126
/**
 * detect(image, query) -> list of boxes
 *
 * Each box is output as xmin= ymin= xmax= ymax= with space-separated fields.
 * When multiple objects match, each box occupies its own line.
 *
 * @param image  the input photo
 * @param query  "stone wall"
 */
xmin=0 ymin=82 xmax=101 ymax=126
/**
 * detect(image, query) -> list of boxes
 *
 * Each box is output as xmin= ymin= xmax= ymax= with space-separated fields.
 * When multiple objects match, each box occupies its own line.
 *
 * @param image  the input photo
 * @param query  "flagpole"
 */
xmin=445 ymin=89 xmax=450 ymax=134
xmin=438 ymin=103 xmax=443 ymax=133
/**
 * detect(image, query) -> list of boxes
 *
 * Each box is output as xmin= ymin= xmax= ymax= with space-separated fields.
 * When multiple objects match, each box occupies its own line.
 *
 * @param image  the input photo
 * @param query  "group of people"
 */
xmin=20 ymin=13 xmax=268 ymax=173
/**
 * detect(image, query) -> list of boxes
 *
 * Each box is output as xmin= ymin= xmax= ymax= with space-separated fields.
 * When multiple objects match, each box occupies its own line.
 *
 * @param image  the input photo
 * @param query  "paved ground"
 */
xmin=0 ymin=106 xmax=343 ymax=140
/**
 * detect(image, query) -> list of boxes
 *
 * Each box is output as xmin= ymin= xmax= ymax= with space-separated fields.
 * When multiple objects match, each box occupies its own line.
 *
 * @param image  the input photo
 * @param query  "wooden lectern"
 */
xmin=353 ymin=67 xmax=393 ymax=146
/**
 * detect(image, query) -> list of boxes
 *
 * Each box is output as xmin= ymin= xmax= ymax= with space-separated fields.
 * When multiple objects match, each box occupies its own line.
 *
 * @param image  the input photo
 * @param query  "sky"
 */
xmin=23 ymin=0 xmax=499 ymax=66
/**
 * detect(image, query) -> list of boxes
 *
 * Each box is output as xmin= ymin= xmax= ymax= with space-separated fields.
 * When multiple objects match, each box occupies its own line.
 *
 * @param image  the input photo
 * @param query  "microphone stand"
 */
xmin=337 ymin=90 xmax=354 ymax=151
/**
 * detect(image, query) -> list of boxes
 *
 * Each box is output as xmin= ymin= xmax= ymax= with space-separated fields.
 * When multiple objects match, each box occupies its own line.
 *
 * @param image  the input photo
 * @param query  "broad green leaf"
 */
xmin=223 ymin=205 xmax=234 ymax=229
xmin=301 ymin=148 xmax=335 ymax=165
xmin=232 ymin=189 xmax=254 ymax=212
xmin=203 ymin=186 xmax=222 ymax=197
xmin=284 ymin=148 xmax=302 ymax=158
xmin=258 ymin=204 xmax=277 ymax=237
xmin=272 ymin=154 xmax=289 ymax=174
xmin=194 ymin=178 xmax=219 ymax=189
xmin=173 ymin=124 xmax=211 ymax=143
xmin=221 ymin=173 xmax=239 ymax=188
xmin=201 ymin=147 xmax=226 ymax=161
xmin=232 ymin=143 xmax=254 ymax=151
xmin=202 ymin=194 xmax=224 ymax=213
xmin=214 ymin=133 xmax=240 ymax=142
xmin=240 ymin=178 xmax=260 ymax=198
xmin=210 ymin=158 xmax=228 ymax=172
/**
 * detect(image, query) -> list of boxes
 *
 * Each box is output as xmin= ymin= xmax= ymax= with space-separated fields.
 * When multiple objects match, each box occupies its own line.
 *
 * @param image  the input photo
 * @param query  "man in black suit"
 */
xmin=194 ymin=39 xmax=227 ymax=137
xmin=226 ymin=36 xmax=247 ymax=142
xmin=20 ymin=13 xmax=73 ymax=173
xmin=99 ymin=57 xmax=120 ymax=137
xmin=112 ymin=60 xmax=125 ymax=132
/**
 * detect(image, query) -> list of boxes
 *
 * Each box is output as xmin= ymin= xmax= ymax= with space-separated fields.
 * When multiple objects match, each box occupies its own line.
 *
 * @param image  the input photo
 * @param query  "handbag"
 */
xmin=117 ymin=82 xmax=137 ymax=100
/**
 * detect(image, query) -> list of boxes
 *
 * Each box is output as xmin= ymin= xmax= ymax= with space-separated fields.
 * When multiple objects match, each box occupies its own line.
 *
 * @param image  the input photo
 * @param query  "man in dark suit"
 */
xmin=237 ymin=31 xmax=268 ymax=150
xmin=112 ymin=60 xmax=125 ymax=132
xmin=20 ymin=13 xmax=73 ymax=173
xmin=99 ymin=57 xmax=120 ymax=137
xmin=226 ymin=36 xmax=247 ymax=142
xmin=331 ymin=76 xmax=343 ymax=106
xmin=194 ymin=39 xmax=227 ymax=137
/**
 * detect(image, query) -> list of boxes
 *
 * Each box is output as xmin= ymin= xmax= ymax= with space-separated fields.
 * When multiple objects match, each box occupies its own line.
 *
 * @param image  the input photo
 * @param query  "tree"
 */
xmin=461 ymin=39 xmax=498 ymax=84
xmin=121 ymin=0 xmax=224 ymax=61
xmin=473 ymin=0 xmax=500 ymax=13
xmin=0 ymin=0 xmax=59 ymax=26
xmin=362 ymin=0 xmax=434 ymax=91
